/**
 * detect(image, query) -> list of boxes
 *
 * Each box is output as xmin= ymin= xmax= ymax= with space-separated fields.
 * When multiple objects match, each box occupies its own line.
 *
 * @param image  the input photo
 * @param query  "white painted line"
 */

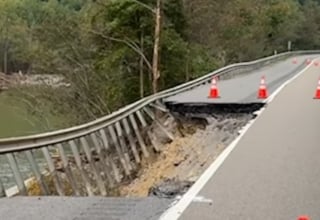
xmin=159 ymin=57 xmax=317 ymax=220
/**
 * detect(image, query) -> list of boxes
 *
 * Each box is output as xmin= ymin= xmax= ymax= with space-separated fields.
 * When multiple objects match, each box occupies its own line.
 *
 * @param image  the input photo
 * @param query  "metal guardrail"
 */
xmin=0 ymin=50 xmax=318 ymax=197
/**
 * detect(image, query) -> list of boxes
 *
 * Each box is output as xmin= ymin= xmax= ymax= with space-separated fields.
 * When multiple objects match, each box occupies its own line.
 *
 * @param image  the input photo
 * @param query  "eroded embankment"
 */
xmin=23 ymin=103 xmax=264 ymax=197
xmin=120 ymin=103 xmax=263 ymax=198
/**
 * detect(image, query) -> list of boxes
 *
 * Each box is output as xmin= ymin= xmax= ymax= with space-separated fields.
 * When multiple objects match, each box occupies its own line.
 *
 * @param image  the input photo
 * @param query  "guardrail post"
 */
xmin=0 ymin=178 xmax=6 ymax=197
xmin=25 ymin=150 xmax=50 ymax=195
xmin=136 ymin=110 xmax=160 ymax=151
xmin=0 ymin=179 xmax=6 ymax=198
xmin=136 ymin=110 xmax=148 ymax=127
xmin=122 ymin=117 xmax=140 ymax=163
xmin=6 ymin=153 xmax=27 ymax=195
xmin=42 ymin=147 xmax=65 ymax=196
xmin=129 ymin=114 xmax=149 ymax=158
xmin=115 ymin=122 xmax=133 ymax=171
xmin=99 ymin=129 xmax=121 ymax=183
xmin=147 ymin=130 xmax=161 ymax=152
xmin=90 ymin=133 xmax=115 ymax=188
xmin=80 ymin=136 xmax=107 ymax=196
xmin=56 ymin=143 xmax=81 ymax=196
xmin=143 ymin=106 xmax=174 ymax=141
xmin=108 ymin=125 xmax=131 ymax=176
xmin=69 ymin=140 xmax=94 ymax=196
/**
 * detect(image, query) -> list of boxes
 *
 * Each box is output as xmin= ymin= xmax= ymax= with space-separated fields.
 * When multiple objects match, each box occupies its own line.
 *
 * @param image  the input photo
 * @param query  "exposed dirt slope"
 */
xmin=120 ymin=114 xmax=253 ymax=197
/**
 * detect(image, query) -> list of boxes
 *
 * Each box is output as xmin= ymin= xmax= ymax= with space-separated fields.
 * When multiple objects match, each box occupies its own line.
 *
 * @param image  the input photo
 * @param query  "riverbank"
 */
xmin=0 ymin=72 xmax=70 ymax=91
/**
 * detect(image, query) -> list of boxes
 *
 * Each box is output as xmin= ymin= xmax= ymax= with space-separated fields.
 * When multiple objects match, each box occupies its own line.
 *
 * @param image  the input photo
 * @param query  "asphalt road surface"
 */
xmin=0 ymin=197 xmax=172 ymax=220
xmin=164 ymin=59 xmax=320 ymax=219
xmin=165 ymin=55 xmax=319 ymax=104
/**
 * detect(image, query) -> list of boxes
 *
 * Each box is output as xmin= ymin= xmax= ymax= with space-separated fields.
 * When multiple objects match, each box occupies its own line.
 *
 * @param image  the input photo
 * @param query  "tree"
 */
xmin=264 ymin=0 xmax=301 ymax=52
xmin=1 ymin=0 xmax=318 ymax=131
xmin=152 ymin=0 xmax=161 ymax=94
xmin=294 ymin=0 xmax=320 ymax=49
xmin=90 ymin=0 xmax=192 ymax=98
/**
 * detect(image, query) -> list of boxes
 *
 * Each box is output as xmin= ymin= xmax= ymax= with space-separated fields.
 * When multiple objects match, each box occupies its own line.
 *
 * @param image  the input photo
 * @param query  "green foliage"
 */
xmin=294 ymin=0 xmax=320 ymax=49
xmin=0 ymin=0 xmax=319 ymax=134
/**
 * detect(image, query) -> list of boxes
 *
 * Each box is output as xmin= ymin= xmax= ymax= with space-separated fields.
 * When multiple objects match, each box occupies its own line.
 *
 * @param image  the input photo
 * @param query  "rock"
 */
xmin=148 ymin=178 xmax=194 ymax=199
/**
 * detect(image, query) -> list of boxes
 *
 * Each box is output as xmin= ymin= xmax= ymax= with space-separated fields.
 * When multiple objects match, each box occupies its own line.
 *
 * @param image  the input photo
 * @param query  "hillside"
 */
xmin=0 ymin=0 xmax=318 ymax=130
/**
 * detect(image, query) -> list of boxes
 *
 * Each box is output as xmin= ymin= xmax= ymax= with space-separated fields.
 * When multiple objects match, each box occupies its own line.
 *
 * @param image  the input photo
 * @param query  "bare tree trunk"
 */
xmin=140 ymin=32 xmax=144 ymax=98
xmin=3 ymin=17 xmax=8 ymax=74
xmin=152 ymin=0 xmax=161 ymax=94
xmin=185 ymin=46 xmax=190 ymax=82
xmin=3 ymin=44 xmax=7 ymax=74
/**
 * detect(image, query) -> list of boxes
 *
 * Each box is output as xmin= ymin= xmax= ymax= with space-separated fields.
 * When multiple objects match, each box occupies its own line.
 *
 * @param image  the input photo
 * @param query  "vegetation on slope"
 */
xmin=0 ymin=0 xmax=319 ymax=135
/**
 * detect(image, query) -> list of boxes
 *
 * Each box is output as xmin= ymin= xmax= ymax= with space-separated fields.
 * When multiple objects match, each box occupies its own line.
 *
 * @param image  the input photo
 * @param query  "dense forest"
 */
xmin=0 ymin=0 xmax=320 ymax=129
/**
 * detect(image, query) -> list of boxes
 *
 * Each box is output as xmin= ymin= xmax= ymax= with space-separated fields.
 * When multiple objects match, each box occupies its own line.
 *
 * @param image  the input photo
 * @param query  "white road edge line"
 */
xmin=159 ymin=57 xmax=316 ymax=220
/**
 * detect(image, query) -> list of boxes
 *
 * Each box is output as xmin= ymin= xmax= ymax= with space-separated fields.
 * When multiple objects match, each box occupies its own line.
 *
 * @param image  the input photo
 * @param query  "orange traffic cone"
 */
xmin=314 ymin=78 xmax=320 ymax=99
xmin=292 ymin=58 xmax=298 ymax=64
xmin=306 ymin=59 xmax=311 ymax=65
xmin=258 ymin=76 xmax=268 ymax=99
xmin=297 ymin=216 xmax=310 ymax=220
xmin=208 ymin=77 xmax=220 ymax=99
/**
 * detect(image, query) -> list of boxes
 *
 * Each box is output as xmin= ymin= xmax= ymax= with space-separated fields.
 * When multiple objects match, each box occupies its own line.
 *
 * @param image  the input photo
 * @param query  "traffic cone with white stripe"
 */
xmin=306 ymin=58 xmax=311 ymax=65
xmin=208 ymin=77 xmax=220 ymax=99
xmin=292 ymin=58 xmax=298 ymax=64
xmin=314 ymin=78 xmax=320 ymax=99
xmin=258 ymin=76 xmax=268 ymax=99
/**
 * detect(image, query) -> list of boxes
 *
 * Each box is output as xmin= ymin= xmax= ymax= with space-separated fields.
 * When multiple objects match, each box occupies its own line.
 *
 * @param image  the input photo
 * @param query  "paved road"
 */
xmin=165 ymin=55 xmax=318 ymax=104
xmin=162 ymin=59 xmax=320 ymax=219
xmin=0 ymin=197 xmax=172 ymax=220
